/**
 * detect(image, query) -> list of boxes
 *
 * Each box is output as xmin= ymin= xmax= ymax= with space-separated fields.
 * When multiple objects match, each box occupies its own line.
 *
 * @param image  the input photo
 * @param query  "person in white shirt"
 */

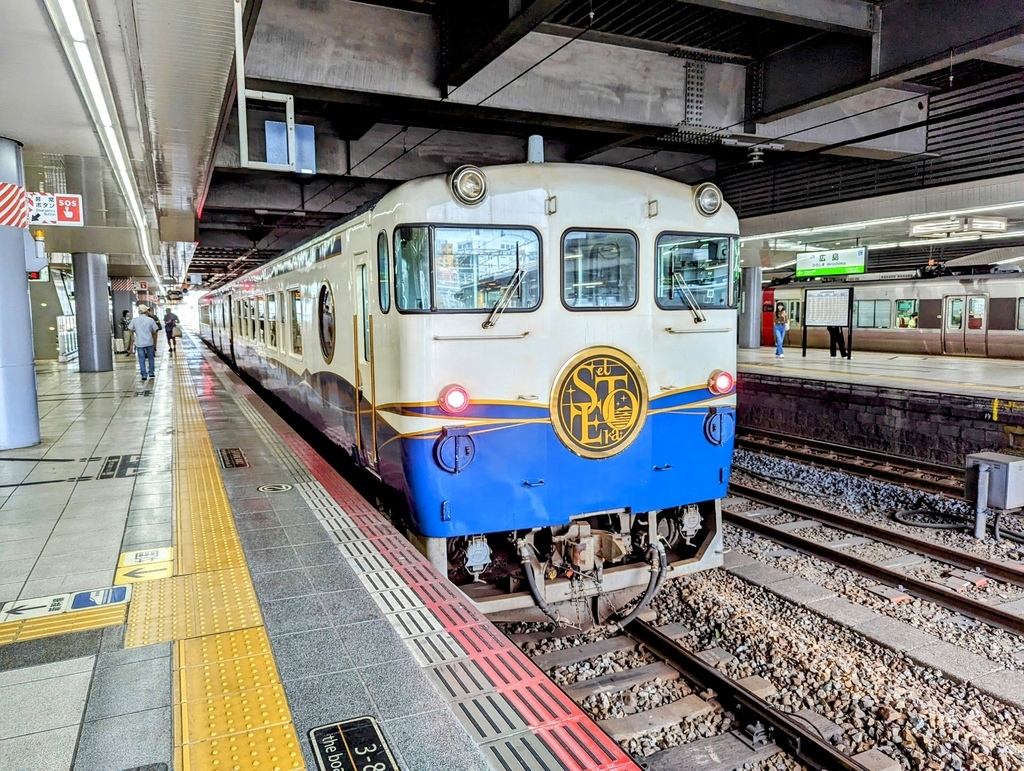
xmin=127 ymin=305 xmax=161 ymax=380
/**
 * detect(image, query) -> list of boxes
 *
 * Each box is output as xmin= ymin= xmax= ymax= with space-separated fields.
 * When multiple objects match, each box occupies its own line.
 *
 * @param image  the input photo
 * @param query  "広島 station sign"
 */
xmin=795 ymin=247 xmax=866 ymax=278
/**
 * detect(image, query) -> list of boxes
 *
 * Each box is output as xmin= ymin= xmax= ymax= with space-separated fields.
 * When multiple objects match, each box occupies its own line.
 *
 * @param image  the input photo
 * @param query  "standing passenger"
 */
xmin=128 ymin=305 xmax=160 ymax=380
xmin=773 ymin=302 xmax=788 ymax=358
xmin=827 ymin=325 xmax=848 ymax=358
xmin=163 ymin=308 xmax=181 ymax=355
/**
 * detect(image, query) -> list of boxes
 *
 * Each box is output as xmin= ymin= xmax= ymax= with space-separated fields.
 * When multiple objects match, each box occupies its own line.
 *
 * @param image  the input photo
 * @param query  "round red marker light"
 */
xmin=438 ymin=384 xmax=470 ymax=414
xmin=709 ymin=370 xmax=735 ymax=394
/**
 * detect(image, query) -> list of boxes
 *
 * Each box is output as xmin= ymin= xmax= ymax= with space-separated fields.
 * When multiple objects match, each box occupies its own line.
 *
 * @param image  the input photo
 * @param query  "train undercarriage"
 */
xmin=415 ymin=500 xmax=722 ymax=628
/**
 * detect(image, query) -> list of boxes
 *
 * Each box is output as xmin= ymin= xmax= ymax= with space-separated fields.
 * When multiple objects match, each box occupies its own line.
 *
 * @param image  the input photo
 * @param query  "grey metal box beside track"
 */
xmin=966 ymin=452 xmax=1024 ymax=509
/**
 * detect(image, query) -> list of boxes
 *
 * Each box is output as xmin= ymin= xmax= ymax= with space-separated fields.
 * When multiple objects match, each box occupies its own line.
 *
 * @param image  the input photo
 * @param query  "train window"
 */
xmin=257 ymin=296 xmax=266 ymax=344
xmin=655 ymin=234 xmax=732 ymax=310
xmin=854 ymin=299 xmax=891 ymax=328
xmin=267 ymin=293 xmax=278 ymax=348
xmin=395 ymin=226 xmax=430 ymax=311
xmin=318 ymin=283 xmax=335 ymax=363
xmin=360 ymin=265 xmax=370 ymax=361
xmin=249 ymin=298 xmax=257 ymax=339
xmin=946 ymin=298 xmax=964 ymax=330
xmin=967 ymin=297 xmax=986 ymax=330
xmin=562 ymin=230 xmax=637 ymax=310
xmin=377 ymin=231 xmax=391 ymax=313
xmin=1018 ymin=299 xmax=1024 ymax=330
xmin=290 ymin=290 xmax=303 ymax=354
xmin=895 ymin=299 xmax=918 ymax=328
xmin=434 ymin=227 xmax=540 ymax=311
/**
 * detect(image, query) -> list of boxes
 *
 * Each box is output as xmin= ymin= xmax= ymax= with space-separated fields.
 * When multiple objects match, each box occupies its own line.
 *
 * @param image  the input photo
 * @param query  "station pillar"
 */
xmin=738 ymin=266 xmax=763 ymax=349
xmin=0 ymin=136 xmax=41 ymax=449
xmin=73 ymin=252 xmax=114 ymax=372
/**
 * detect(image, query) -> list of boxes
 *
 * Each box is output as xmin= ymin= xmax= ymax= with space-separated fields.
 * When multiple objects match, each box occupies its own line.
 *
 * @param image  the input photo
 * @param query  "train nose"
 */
xmin=549 ymin=346 xmax=648 ymax=459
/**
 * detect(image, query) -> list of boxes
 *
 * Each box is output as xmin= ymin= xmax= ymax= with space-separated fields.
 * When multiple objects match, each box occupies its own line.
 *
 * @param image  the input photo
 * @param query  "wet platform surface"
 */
xmin=739 ymin=347 xmax=1024 ymax=401
xmin=0 ymin=335 xmax=636 ymax=771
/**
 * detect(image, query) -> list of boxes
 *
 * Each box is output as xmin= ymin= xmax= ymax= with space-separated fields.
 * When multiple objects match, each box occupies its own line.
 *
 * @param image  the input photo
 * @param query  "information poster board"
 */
xmin=804 ymin=287 xmax=852 ymax=327
xmin=795 ymin=247 xmax=865 ymax=278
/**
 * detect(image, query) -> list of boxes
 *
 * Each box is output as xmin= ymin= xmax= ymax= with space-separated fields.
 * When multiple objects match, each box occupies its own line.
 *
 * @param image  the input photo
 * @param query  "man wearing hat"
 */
xmin=127 ymin=304 xmax=161 ymax=380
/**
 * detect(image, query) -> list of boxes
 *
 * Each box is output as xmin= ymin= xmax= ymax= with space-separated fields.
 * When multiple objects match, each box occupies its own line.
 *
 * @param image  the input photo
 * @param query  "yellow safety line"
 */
xmin=124 ymin=349 xmax=302 ymax=770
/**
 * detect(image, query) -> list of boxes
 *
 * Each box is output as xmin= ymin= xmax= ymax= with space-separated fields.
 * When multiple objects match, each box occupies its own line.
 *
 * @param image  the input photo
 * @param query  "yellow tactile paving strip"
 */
xmin=126 ymin=351 xmax=302 ymax=770
xmin=0 ymin=605 xmax=127 ymax=645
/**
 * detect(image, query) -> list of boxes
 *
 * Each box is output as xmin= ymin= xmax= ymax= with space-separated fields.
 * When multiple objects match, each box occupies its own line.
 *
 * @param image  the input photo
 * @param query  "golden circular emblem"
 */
xmin=550 ymin=347 xmax=648 ymax=459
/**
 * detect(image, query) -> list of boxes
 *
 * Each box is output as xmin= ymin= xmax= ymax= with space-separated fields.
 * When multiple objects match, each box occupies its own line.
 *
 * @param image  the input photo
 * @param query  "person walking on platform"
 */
xmin=119 ymin=310 xmax=133 ymax=355
xmin=827 ymin=325 xmax=848 ymax=358
xmin=163 ymin=308 xmax=181 ymax=355
xmin=128 ymin=304 xmax=160 ymax=380
xmin=773 ymin=301 xmax=788 ymax=358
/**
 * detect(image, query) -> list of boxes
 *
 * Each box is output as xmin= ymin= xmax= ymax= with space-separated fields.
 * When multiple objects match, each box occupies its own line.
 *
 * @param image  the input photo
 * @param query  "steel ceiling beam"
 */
xmin=442 ymin=0 xmax=570 ymax=91
xmin=676 ymin=0 xmax=873 ymax=35
xmin=756 ymin=0 xmax=1024 ymax=120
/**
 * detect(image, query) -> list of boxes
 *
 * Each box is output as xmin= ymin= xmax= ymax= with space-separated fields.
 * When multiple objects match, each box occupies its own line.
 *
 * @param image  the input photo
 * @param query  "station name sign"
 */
xmin=795 ymin=247 xmax=865 ymax=278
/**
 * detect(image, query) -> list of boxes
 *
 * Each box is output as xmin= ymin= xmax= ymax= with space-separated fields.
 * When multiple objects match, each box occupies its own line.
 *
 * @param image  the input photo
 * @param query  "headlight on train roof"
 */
xmin=694 ymin=182 xmax=723 ymax=217
xmin=449 ymin=165 xmax=487 ymax=206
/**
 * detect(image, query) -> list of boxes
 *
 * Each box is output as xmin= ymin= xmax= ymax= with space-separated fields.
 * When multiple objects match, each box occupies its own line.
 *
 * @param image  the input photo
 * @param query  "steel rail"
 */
xmin=736 ymin=428 xmax=962 ymax=496
xmin=626 ymin=620 xmax=870 ymax=771
xmin=728 ymin=482 xmax=1024 ymax=589
xmin=724 ymin=508 xmax=1024 ymax=637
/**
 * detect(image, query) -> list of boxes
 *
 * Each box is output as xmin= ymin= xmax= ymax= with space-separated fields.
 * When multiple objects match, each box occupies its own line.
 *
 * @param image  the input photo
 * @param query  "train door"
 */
xmin=942 ymin=294 xmax=988 ymax=356
xmin=760 ymin=288 xmax=775 ymax=346
xmin=354 ymin=256 xmax=379 ymax=472
xmin=226 ymin=294 xmax=236 ymax=366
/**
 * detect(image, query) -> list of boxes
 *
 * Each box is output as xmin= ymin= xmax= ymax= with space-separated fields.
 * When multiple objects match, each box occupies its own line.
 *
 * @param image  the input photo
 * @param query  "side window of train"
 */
xmin=249 ymin=299 xmax=257 ymax=339
xmin=562 ymin=229 xmax=637 ymax=310
xmin=946 ymin=298 xmax=964 ymax=329
xmin=1018 ymin=298 xmax=1024 ymax=330
xmin=787 ymin=300 xmax=801 ymax=324
xmin=267 ymin=293 xmax=278 ymax=348
xmin=395 ymin=226 xmax=430 ymax=311
xmin=655 ymin=233 xmax=732 ymax=310
xmin=289 ymin=289 xmax=303 ymax=354
xmin=377 ymin=231 xmax=391 ymax=313
xmin=895 ymin=299 xmax=918 ymax=328
xmin=967 ymin=296 xmax=986 ymax=330
xmin=318 ymin=283 xmax=336 ymax=363
xmin=257 ymin=296 xmax=266 ymax=344
xmin=855 ymin=299 xmax=891 ymax=328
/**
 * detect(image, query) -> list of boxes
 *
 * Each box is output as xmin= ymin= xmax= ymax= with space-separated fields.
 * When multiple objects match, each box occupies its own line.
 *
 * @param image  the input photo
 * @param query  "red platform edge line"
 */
xmin=240 ymin=388 xmax=638 ymax=769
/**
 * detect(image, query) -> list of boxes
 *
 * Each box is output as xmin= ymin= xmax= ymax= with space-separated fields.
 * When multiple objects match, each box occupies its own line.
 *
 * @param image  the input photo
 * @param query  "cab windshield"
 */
xmin=394 ymin=225 xmax=540 ymax=313
xmin=655 ymin=234 xmax=733 ymax=310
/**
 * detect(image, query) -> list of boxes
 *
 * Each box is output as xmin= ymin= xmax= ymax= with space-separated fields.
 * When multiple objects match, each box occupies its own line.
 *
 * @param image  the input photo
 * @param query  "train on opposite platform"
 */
xmin=765 ymin=270 xmax=1024 ymax=360
xmin=200 ymin=162 xmax=739 ymax=626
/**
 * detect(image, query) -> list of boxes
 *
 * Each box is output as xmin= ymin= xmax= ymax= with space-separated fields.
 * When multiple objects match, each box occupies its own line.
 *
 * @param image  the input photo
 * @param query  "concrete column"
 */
xmin=738 ymin=266 xmax=763 ymax=349
xmin=72 ymin=252 xmax=113 ymax=372
xmin=0 ymin=136 xmax=40 ymax=449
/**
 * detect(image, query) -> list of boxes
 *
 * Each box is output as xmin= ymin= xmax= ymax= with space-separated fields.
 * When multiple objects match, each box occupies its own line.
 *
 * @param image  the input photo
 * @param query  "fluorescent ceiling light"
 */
xmin=74 ymin=42 xmax=111 ymax=127
xmin=966 ymin=216 xmax=1007 ymax=232
xmin=57 ymin=0 xmax=85 ymax=42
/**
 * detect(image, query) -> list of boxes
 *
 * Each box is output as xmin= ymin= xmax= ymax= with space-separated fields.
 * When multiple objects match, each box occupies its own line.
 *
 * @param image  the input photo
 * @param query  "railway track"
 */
xmin=736 ymin=428 xmax=963 ymax=497
xmin=510 ymin=621 xmax=873 ymax=770
xmin=725 ymin=486 xmax=1024 ymax=636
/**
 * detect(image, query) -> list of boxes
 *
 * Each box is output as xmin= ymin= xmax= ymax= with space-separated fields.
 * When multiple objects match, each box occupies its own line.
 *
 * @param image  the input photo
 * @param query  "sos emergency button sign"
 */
xmin=28 ymin=192 xmax=84 ymax=226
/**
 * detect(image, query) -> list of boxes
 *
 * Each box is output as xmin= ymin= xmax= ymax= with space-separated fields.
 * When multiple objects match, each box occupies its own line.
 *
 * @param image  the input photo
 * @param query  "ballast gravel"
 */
xmin=651 ymin=570 xmax=1024 ymax=771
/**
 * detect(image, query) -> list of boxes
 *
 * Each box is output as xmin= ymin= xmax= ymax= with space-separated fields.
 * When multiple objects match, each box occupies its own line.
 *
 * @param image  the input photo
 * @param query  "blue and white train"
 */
xmin=200 ymin=163 xmax=739 ymax=624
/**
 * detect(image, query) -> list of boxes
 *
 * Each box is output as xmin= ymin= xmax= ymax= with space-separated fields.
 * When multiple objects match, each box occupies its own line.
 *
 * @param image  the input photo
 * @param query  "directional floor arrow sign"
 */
xmin=0 ymin=593 xmax=70 ymax=622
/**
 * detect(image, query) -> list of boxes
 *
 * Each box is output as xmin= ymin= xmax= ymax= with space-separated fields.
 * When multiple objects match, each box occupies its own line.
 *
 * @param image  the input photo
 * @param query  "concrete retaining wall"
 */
xmin=737 ymin=374 xmax=1024 ymax=468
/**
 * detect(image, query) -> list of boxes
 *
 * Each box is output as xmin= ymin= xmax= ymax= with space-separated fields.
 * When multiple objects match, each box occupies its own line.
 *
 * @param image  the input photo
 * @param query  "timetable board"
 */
xmin=804 ymin=287 xmax=851 ymax=327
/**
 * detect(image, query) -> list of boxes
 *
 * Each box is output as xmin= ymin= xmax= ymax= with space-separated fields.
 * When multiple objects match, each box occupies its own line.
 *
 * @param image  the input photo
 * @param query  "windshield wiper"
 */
xmin=482 ymin=268 xmax=525 ymax=329
xmin=670 ymin=270 xmax=707 ymax=323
